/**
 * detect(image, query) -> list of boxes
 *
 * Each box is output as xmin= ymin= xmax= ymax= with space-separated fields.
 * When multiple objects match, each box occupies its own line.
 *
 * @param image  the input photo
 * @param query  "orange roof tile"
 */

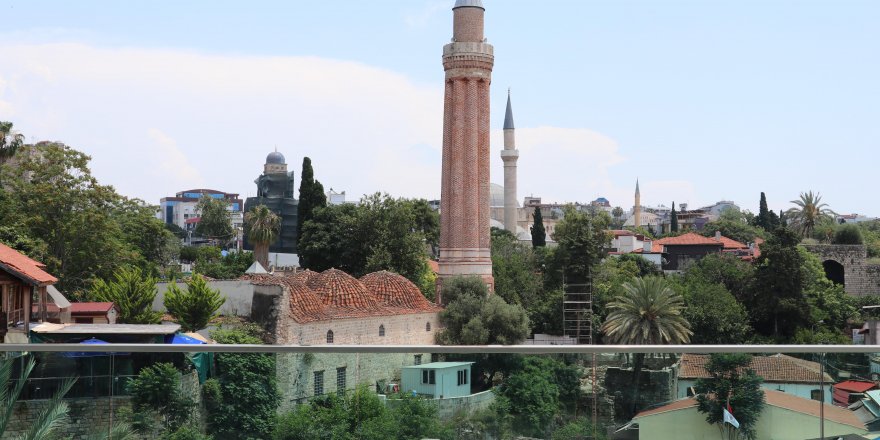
xmin=311 ymin=269 xmax=383 ymax=310
xmin=635 ymin=389 xmax=865 ymax=429
xmin=360 ymin=271 xmax=442 ymax=312
xmin=679 ymin=354 xmax=832 ymax=383
xmin=655 ymin=233 xmax=724 ymax=247
xmin=69 ymin=302 xmax=117 ymax=314
xmin=286 ymin=269 xmax=319 ymax=284
xmin=609 ymin=229 xmax=634 ymax=237
xmin=715 ymin=236 xmax=748 ymax=249
xmin=0 ymin=242 xmax=57 ymax=286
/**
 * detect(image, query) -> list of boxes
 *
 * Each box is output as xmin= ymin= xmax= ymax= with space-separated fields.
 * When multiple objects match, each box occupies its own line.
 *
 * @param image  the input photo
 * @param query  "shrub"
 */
xmin=834 ymin=224 xmax=864 ymax=245
xmin=127 ymin=362 xmax=195 ymax=433
xmin=164 ymin=274 xmax=225 ymax=332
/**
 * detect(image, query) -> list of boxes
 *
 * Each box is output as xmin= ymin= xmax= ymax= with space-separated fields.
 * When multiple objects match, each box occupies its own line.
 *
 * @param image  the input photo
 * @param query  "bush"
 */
xmin=834 ymin=224 xmax=864 ymax=245
xmin=164 ymin=274 xmax=225 ymax=332
xmin=127 ymin=362 xmax=195 ymax=433
xmin=163 ymin=426 xmax=213 ymax=440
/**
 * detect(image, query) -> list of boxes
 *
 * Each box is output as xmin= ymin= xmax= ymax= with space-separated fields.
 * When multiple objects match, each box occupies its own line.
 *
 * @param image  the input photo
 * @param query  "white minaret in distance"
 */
xmin=501 ymin=89 xmax=519 ymax=234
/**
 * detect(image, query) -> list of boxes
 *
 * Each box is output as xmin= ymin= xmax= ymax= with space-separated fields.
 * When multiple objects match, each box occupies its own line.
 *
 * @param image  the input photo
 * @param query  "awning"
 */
xmin=166 ymin=333 xmax=206 ymax=345
xmin=46 ymin=285 xmax=71 ymax=309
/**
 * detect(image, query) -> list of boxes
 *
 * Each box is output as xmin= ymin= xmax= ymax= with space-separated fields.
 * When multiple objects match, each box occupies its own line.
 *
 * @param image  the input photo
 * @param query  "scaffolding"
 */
xmin=563 ymin=273 xmax=598 ymax=436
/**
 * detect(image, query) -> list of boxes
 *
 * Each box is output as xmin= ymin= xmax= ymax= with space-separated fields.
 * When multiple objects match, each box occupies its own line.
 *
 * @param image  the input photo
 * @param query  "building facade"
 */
xmin=242 ymin=151 xmax=299 ymax=263
xmin=159 ymin=189 xmax=243 ymax=240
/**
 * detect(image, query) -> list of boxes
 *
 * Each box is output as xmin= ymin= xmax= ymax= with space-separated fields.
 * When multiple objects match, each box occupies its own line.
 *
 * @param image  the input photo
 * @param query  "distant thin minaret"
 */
xmin=634 ymin=179 xmax=641 ymax=228
xmin=502 ymin=89 xmax=519 ymax=234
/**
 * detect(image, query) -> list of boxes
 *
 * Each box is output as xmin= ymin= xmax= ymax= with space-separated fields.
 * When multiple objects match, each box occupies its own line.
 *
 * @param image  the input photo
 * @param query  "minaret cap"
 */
xmin=453 ymin=0 xmax=485 ymax=10
xmin=503 ymin=89 xmax=515 ymax=130
xmin=635 ymin=179 xmax=640 ymax=195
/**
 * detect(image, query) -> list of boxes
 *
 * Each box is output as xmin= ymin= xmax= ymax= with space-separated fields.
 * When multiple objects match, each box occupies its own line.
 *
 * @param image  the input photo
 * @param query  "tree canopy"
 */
xmin=296 ymin=157 xmax=326 ymax=259
xmin=436 ymin=276 xmax=530 ymax=345
xmin=195 ymin=195 xmax=234 ymax=245
xmin=531 ymin=206 xmax=546 ymax=247
xmin=695 ymin=354 xmax=765 ymax=440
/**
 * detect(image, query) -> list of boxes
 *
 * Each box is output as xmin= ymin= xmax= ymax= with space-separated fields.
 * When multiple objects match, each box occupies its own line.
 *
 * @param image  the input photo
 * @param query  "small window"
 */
xmin=457 ymin=369 xmax=468 ymax=386
xmin=414 ymin=355 xmax=422 ymax=365
xmin=379 ymin=325 xmax=385 ymax=337
xmin=326 ymin=330 xmax=334 ymax=344
xmin=811 ymin=389 xmax=822 ymax=401
xmin=426 ymin=322 xmax=431 ymax=332
xmin=314 ymin=370 xmax=324 ymax=396
xmin=421 ymin=369 xmax=436 ymax=385
xmin=337 ymin=367 xmax=347 ymax=393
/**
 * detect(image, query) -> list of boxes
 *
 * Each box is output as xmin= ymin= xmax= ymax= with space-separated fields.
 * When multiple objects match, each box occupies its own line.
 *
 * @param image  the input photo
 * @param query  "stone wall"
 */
xmin=801 ymin=244 xmax=880 ymax=296
xmin=1 ymin=397 xmax=134 ymax=440
xmin=384 ymin=390 xmax=495 ymax=419
xmin=155 ymin=280 xmax=255 ymax=317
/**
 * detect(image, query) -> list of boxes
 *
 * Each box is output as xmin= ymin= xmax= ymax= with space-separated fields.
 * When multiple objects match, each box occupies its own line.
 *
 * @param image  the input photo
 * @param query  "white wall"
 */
xmin=154 ymin=280 xmax=254 ymax=317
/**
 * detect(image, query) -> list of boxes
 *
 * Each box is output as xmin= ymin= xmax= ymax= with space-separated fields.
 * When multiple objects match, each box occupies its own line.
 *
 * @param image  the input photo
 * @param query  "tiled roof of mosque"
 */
xmin=310 ymin=269 xmax=383 ymax=310
xmin=360 ymin=271 xmax=442 ymax=312
xmin=287 ymin=269 xmax=319 ymax=285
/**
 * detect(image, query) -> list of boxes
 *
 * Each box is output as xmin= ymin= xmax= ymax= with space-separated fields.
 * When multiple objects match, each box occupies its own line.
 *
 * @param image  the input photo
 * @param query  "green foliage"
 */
xmin=800 ymin=248 xmax=857 ymax=333
xmin=551 ymin=418 xmax=606 ymax=440
xmin=299 ymin=193 xmax=434 ymax=286
xmin=601 ymin=276 xmax=692 ymax=345
xmin=855 ymin=220 xmax=880 ymax=258
xmin=274 ymin=385 xmax=445 ymax=440
xmin=616 ymin=254 xmax=661 ymax=277
xmin=550 ymin=206 xmax=611 ymax=284
xmin=162 ymin=426 xmax=213 ymax=440
xmin=786 ymin=191 xmax=836 ymax=238
xmin=702 ymin=208 xmax=764 ymax=244
xmin=195 ymin=250 xmax=254 ymax=279
xmin=682 ymin=253 xmax=755 ymax=302
xmin=0 ymin=356 xmax=75 ymax=440
xmin=245 ymin=204 xmax=281 ymax=270
xmin=499 ymin=358 xmax=559 ymax=438
xmin=0 ymin=121 xmax=24 ymax=162
xmin=695 ymin=354 xmax=765 ymax=440
xmin=164 ymin=274 xmax=226 ymax=332
xmin=752 ymin=192 xmax=777 ymax=231
xmin=436 ymin=276 xmax=530 ymax=345
xmin=834 ymin=224 xmax=864 ymax=244
xmin=671 ymin=277 xmax=753 ymax=344
xmin=127 ymin=362 xmax=195 ymax=433
xmin=748 ymin=228 xmax=811 ymax=338
xmin=296 ymin=157 xmax=326 ymax=260
xmin=491 ymin=229 xmax=550 ymax=333
xmin=670 ymin=202 xmax=679 ymax=232
xmin=531 ymin=206 xmax=546 ymax=247
xmin=179 ymin=246 xmax=200 ymax=263
xmin=90 ymin=266 xmax=163 ymax=324
xmin=209 ymin=326 xmax=279 ymax=439
xmin=195 ymin=196 xmax=234 ymax=244
xmin=201 ymin=378 xmax=222 ymax=412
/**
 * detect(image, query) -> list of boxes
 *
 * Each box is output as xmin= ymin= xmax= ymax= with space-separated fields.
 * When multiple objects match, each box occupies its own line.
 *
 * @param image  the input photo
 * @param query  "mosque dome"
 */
xmin=311 ymin=269 xmax=381 ymax=310
xmin=287 ymin=269 xmax=318 ymax=285
xmin=266 ymin=151 xmax=286 ymax=164
xmin=360 ymin=271 xmax=438 ymax=311
xmin=489 ymin=183 xmax=520 ymax=208
xmin=285 ymin=280 xmax=328 ymax=322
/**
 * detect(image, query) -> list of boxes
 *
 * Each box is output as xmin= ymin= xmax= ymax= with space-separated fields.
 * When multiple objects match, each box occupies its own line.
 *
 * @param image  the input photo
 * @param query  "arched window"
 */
xmin=426 ymin=322 xmax=432 ymax=332
xmin=379 ymin=325 xmax=385 ymax=337
xmin=326 ymin=330 xmax=334 ymax=344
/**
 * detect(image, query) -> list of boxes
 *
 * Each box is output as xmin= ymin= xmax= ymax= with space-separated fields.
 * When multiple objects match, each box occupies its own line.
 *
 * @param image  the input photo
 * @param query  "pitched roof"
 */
xmin=69 ymin=302 xmax=117 ymax=314
xmin=609 ymin=229 xmax=634 ymax=237
xmin=835 ymin=380 xmax=877 ymax=394
xmin=636 ymin=389 xmax=865 ymax=429
xmin=679 ymin=353 xmax=833 ymax=383
xmin=655 ymin=233 xmax=724 ymax=247
xmin=0 ymin=242 xmax=57 ymax=286
xmin=714 ymin=235 xmax=748 ymax=249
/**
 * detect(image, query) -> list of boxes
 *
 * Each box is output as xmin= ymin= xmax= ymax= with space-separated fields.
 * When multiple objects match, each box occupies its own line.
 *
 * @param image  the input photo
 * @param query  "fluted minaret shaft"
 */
xmin=502 ymin=91 xmax=518 ymax=234
xmin=438 ymin=0 xmax=495 ymax=299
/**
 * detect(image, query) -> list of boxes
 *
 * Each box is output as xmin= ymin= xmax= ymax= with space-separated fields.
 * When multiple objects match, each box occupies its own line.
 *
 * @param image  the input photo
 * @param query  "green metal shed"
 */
xmin=401 ymin=361 xmax=473 ymax=398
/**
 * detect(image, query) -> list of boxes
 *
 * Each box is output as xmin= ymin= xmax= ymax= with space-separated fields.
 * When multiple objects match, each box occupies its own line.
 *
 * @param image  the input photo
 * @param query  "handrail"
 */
xmin=1 ymin=344 xmax=879 ymax=354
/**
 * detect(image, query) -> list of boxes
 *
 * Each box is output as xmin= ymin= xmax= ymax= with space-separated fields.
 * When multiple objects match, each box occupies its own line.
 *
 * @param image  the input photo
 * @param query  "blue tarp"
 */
xmin=63 ymin=338 xmax=129 ymax=357
xmin=165 ymin=333 xmax=206 ymax=345
xmin=165 ymin=333 xmax=212 ymax=382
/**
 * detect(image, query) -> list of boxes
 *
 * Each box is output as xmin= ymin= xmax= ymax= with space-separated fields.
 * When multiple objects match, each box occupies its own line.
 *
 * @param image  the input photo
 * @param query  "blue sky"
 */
xmin=1 ymin=0 xmax=877 ymax=216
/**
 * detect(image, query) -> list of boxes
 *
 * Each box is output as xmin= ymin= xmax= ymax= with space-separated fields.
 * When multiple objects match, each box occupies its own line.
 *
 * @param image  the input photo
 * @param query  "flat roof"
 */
xmin=401 ymin=361 xmax=473 ymax=369
xmin=31 ymin=323 xmax=180 ymax=335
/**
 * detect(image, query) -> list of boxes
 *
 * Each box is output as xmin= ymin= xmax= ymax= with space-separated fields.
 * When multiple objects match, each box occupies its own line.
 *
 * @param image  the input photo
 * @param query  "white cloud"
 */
xmin=147 ymin=128 xmax=204 ymax=189
xmin=404 ymin=1 xmax=449 ymax=29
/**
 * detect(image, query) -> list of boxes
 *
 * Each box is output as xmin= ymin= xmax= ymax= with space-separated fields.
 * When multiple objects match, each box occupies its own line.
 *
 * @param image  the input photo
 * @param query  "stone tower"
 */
xmin=634 ymin=179 xmax=641 ymax=228
xmin=501 ymin=90 xmax=519 ymax=234
xmin=438 ymin=0 xmax=495 ymax=298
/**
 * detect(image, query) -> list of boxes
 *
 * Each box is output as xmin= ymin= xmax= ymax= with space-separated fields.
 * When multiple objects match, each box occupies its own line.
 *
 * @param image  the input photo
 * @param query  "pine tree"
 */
xmin=670 ymin=202 xmax=679 ymax=233
xmin=296 ymin=157 xmax=326 ymax=266
xmin=530 ymin=206 xmax=546 ymax=247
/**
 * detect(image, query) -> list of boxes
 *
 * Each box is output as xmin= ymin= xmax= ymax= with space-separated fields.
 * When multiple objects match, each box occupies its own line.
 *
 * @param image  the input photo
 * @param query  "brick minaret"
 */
xmin=438 ymin=0 xmax=494 ymax=299
xmin=502 ymin=90 xmax=519 ymax=234
xmin=634 ymin=179 xmax=641 ymax=228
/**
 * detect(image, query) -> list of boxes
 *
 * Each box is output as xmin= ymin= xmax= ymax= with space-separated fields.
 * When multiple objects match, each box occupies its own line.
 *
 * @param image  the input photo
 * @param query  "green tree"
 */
xmin=296 ymin=157 xmax=326 ymax=262
xmin=611 ymin=206 xmax=625 ymax=229
xmin=0 ymin=121 xmax=24 ymax=165
xmin=683 ymin=253 xmax=755 ymax=302
xmin=670 ymin=202 xmax=679 ymax=232
xmin=0 ymin=356 xmax=75 ymax=440
xmin=672 ymin=278 xmax=753 ymax=344
xmin=695 ymin=354 xmax=765 ymax=440
xmin=245 ymin=204 xmax=281 ymax=270
xmin=499 ymin=358 xmax=559 ymax=437
xmin=753 ymin=192 xmax=774 ymax=230
xmin=90 ymin=266 xmax=163 ymax=324
xmin=800 ymin=248 xmax=857 ymax=334
xmin=195 ymin=251 xmax=254 ymax=279
xmin=491 ymin=229 xmax=545 ymax=329
xmin=209 ymin=327 xmax=279 ymax=439
xmin=702 ymin=209 xmax=764 ymax=244
xmin=531 ymin=206 xmax=546 ymax=247
xmin=436 ymin=276 xmax=530 ymax=345
xmin=551 ymin=418 xmax=606 ymax=440
xmin=195 ymin=196 xmax=234 ymax=245
xmin=749 ymin=228 xmax=811 ymax=338
xmin=786 ymin=191 xmax=836 ymax=238
xmin=551 ymin=206 xmax=611 ymax=284
xmin=127 ymin=362 xmax=196 ymax=434
xmin=601 ymin=277 xmax=691 ymax=417
xmin=833 ymin=224 xmax=864 ymax=244
xmin=164 ymin=274 xmax=226 ymax=332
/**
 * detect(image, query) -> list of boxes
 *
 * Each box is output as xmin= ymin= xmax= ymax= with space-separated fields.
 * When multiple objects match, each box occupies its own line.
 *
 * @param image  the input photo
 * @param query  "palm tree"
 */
xmin=786 ymin=191 xmax=835 ymax=239
xmin=245 ymin=204 xmax=281 ymax=270
xmin=0 ymin=122 xmax=24 ymax=165
xmin=601 ymin=277 xmax=692 ymax=418
xmin=1 ymin=356 xmax=75 ymax=439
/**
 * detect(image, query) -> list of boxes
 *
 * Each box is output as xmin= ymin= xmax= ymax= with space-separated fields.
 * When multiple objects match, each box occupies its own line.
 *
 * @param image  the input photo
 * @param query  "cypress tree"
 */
xmin=531 ymin=206 xmax=546 ymax=247
xmin=755 ymin=192 xmax=771 ymax=230
xmin=297 ymin=157 xmax=326 ymax=266
xmin=670 ymin=202 xmax=679 ymax=233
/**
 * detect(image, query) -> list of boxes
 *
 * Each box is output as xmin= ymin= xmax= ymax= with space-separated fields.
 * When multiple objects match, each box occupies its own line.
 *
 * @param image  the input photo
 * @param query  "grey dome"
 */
xmin=266 ymin=151 xmax=285 ymax=164
xmin=453 ymin=0 xmax=484 ymax=10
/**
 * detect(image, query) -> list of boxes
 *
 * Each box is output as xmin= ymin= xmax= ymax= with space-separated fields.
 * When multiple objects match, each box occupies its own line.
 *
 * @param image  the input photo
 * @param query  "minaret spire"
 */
xmin=634 ymin=179 xmax=642 ymax=228
xmin=502 ymin=89 xmax=519 ymax=234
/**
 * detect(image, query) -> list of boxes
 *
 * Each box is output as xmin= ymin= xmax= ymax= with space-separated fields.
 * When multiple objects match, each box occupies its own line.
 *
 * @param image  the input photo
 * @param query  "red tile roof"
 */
xmin=69 ymin=302 xmax=116 ymax=314
xmin=609 ymin=229 xmax=634 ymax=237
xmin=635 ymin=389 xmax=865 ymax=429
xmin=0 ymin=242 xmax=57 ymax=286
xmin=286 ymin=269 xmax=319 ymax=284
xmin=360 ymin=271 xmax=442 ymax=312
xmin=310 ymin=269 xmax=383 ymax=310
xmin=715 ymin=236 xmax=748 ymax=249
xmin=834 ymin=380 xmax=877 ymax=394
xmin=655 ymin=233 xmax=725 ymax=247
xmin=679 ymin=353 xmax=832 ymax=383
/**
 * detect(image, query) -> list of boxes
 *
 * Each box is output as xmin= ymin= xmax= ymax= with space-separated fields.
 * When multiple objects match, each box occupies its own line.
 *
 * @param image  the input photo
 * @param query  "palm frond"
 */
xmin=15 ymin=377 xmax=75 ymax=440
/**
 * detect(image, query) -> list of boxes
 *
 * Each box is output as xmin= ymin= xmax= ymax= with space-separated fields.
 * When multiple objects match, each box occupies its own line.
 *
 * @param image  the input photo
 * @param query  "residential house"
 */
xmin=0 ymin=243 xmax=68 ymax=343
xmin=625 ymin=389 xmax=867 ymax=440
xmin=653 ymin=233 xmax=723 ymax=271
xmin=677 ymin=353 xmax=833 ymax=403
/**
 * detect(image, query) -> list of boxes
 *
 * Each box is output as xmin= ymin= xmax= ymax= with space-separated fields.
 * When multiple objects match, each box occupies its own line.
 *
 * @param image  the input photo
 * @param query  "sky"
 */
xmin=0 ymin=0 xmax=878 ymax=216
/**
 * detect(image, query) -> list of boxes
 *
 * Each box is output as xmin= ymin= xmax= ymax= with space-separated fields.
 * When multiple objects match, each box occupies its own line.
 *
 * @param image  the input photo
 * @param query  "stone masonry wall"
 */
xmin=1 ymin=397 xmax=134 ymax=440
xmin=801 ymin=244 xmax=880 ymax=296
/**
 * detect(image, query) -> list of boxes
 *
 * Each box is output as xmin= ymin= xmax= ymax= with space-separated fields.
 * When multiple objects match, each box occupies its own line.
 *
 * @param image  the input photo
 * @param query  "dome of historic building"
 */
xmin=311 ymin=268 xmax=381 ymax=310
xmin=360 ymin=271 xmax=439 ymax=311
xmin=266 ymin=151 xmax=286 ymax=164
xmin=285 ymin=279 xmax=328 ymax=322
xmin=287 ymin=269 xmax=319 ymax=285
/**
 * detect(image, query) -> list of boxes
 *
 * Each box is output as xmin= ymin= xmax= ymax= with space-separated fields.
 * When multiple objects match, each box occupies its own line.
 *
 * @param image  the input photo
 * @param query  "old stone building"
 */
xmin=248 ymin=269 xmax=442 ymax=410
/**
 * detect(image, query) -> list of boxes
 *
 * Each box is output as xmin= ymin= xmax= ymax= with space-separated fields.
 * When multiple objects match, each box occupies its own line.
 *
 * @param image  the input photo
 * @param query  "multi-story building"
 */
xmin=158 ymin=189 xmax=243 ymax=238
